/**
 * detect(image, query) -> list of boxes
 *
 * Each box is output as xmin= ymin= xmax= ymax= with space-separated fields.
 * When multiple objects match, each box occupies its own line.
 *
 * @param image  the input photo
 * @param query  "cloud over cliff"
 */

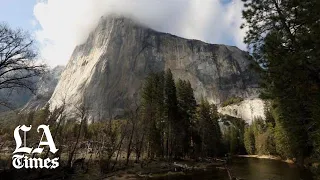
xmin=33 ymin=0 xmax=246 ymax=67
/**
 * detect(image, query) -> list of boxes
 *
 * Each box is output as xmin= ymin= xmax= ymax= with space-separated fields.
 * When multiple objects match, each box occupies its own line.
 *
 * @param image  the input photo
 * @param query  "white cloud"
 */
xmin=33 ymin=0 xmax=246 ymax=67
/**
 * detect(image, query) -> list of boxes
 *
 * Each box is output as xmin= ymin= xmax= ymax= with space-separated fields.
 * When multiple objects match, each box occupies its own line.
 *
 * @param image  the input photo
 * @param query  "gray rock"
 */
xmin=49 ymin=15 xmax=260 ymax=120
xmin=0 ymin=89 xmax=32 ymax=112
xmin=218 ymin=98 xmax=265 ymax=124
xmin=22 ymin=66 xmax=64 ymax=111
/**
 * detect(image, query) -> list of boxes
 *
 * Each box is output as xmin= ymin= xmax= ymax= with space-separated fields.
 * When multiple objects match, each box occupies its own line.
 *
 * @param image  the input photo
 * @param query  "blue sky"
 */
xmin=0 ymin=0 xmax=246 ymax=67
xmin=0 ymin=0 xmax=38 ymax=31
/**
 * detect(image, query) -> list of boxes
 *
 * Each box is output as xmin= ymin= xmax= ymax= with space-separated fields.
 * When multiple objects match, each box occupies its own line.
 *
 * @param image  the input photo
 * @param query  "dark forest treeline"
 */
xmin=241 ymin=0 xmax=320 ymax=168
xmin=244 ymin=105 xmax=277 ymax=156
xmin=139 ymin=70 xmax=249 ymax=160
xmin=139 ymin=69 xmax=223 ymax=159
xmin=0 ymin=69 xmax=246 ymax=175
xmin=0 ymin=1 xmax=318 ymax=178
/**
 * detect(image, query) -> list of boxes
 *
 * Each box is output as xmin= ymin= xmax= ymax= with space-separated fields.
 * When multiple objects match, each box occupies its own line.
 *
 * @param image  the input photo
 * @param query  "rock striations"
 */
xmin=48 ymin=15 xmax=261 ymax=121
xmin=218 ymin=98 xmax=265 ymax=123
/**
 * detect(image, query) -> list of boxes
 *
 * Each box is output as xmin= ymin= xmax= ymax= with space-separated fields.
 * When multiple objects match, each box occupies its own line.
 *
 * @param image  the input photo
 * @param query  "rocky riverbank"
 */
xmin=104 ymin=159 xmax=227 ymax=180
xmin=237 ymin=155 xmax=294 ymax=164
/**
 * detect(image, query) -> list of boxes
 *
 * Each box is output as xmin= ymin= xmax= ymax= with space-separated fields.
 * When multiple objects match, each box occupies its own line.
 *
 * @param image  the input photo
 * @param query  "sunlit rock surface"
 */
xmin=218 ymin=98 xmax=265 ymax=124
xmin=49 ymin=15 xmax=260 ymax=120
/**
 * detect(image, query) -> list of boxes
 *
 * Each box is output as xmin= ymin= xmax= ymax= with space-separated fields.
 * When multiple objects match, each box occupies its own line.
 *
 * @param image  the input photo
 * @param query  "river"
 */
xmin=151 ymin=157 xmax=314 ymax=180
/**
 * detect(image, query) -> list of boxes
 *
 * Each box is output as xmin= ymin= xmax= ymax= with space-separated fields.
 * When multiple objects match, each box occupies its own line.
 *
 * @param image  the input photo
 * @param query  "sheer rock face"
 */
xmin=0 ymin=89 xmax=32 ymax=112
xmin=218 ymin=98 xmax=265 ymax=124
xmin=22 ymin=66 xmax=64 ymax=111
xmin=49 ymin=16 xmax=260 ymax=120
xmin=0 ymin=66 xmax=64 ymax=112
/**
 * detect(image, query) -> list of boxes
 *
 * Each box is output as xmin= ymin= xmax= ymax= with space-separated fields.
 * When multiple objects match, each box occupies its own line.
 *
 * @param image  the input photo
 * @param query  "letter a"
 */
xmin=32 ymin=125 xmax=58 ymax=154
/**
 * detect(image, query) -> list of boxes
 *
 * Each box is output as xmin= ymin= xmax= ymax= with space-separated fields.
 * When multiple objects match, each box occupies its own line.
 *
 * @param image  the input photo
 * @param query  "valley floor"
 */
xmin=0 ymin=158 xmax=229 ymax=180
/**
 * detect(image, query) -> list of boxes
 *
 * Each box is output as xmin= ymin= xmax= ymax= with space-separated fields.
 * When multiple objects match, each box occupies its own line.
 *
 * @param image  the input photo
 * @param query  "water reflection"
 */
xmin=151 ymin=158 xmax=314 ymax=180
xmin=230 ymin=158 xmax=313 ymax=180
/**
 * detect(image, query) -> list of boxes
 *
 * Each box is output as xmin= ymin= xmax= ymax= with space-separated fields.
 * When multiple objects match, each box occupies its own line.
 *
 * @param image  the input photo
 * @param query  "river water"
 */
xmin=152 ymin=158 xmax=314 ymax=180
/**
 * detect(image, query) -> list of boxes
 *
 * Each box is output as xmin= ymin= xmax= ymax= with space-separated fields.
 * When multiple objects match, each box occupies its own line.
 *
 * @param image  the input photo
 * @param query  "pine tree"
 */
xmin=196 ymin=97 xmax=221 ymax=157
xmin=242 ymin=0 xmax=320 ymax=162
xmin=164 ymin=69 xmax=179 ymax=158
xmin=220 ymin=115 xmax=246 ymax=155
xmin=141 ymin=73 xmax=163 ymax=158
xmin=244 ymin=126 xmax=255 ymax=155
xmin=176 ymin=79 xmax=197 ymax=157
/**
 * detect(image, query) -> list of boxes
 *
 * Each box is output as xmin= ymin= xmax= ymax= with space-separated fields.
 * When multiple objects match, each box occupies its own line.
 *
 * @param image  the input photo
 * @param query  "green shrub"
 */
xmin=221 ymin=96 xmax=244 ymax=107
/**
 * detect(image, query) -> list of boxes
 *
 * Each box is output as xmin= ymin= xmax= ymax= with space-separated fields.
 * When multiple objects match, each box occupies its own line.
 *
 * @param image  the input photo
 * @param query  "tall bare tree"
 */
xmin=0 ymin=23 xmax=45 ymax=108
xmin=125 ymin=102 xmax=140 ymax=165
xmin=67 ymin=100 xmax=89 ymax=168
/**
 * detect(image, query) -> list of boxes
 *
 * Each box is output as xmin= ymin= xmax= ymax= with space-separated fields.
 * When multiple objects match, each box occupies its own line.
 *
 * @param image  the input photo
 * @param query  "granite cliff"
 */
xmin=49 ymin=16 xmax=261 ymax=120
xmin=22 ymin=66 xmax=64 ymax=111
xmin=218 ymin=98 xmax=265 ymax=123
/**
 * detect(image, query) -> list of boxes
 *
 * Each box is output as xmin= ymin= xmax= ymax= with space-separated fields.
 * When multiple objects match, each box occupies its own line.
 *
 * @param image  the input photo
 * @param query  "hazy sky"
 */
xmin=1 ymin=0 xmax=247 ymax=67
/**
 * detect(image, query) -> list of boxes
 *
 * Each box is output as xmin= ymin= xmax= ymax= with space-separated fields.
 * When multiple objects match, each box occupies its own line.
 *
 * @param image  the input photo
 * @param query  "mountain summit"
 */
xmin=48 ymin=15 xmax=260 ymax=120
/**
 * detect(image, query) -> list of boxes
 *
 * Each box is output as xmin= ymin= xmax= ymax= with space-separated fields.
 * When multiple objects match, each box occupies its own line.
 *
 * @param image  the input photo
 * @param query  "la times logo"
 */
xmin=12 ymin=125 xmax=59 ymax=169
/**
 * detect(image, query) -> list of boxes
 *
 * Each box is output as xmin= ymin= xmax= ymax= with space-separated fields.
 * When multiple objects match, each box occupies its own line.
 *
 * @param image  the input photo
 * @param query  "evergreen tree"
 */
xmin=196 ymin=97 xmax=221 ymax=157
xmin=242 ymin=0 xmax=320 ymax=162
xmin=244 ymin=126 xmax=255 ymax=155
xmin=141 ymin=73 xmax=163 ymax=158
xmin=154 ymin=72 xmax=166 ymax=156
xmin=222 ymin=116 xmax=246 ymax=155
xmin=244 ymin=116 xmax=276 ymax=156
xmin=164 ymin=69 xmax=179 ymax=158
xmin=176 ymin=79 xmax=197 ymax=157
